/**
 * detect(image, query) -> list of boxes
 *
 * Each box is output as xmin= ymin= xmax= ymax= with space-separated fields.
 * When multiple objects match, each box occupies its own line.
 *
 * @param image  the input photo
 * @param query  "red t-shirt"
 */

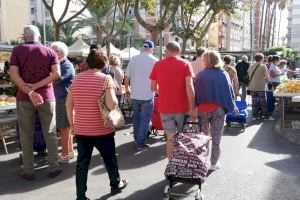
xmin=70 ymin=71 xmax=115 ymax=136
xmin=10 ymin=42 xmax=59 ymax=102
xmin=150 ymin=56 xmax=193 ymax=113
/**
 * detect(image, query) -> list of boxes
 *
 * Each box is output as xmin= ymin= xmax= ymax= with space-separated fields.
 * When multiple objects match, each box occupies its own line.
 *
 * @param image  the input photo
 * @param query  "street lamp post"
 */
xmin=41 ymin=2 xmax=46 ymax=45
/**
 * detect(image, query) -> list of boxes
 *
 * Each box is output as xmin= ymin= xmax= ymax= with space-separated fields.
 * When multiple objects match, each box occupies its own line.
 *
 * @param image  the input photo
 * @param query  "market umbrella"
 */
xmin=68 ymin=38 xmax=90 ymax=58
xmin=120 ymin=47 xmax=140 ymax=59
xmin=102 ymin=43 xmax=122 ymax=56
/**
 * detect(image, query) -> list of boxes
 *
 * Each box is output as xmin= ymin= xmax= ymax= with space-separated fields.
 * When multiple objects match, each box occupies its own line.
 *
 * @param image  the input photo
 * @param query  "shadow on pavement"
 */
xmin=0 ymin=152 xmax=106 ymax=195
xmin=247 ymin=119 xmax=300 ymax=199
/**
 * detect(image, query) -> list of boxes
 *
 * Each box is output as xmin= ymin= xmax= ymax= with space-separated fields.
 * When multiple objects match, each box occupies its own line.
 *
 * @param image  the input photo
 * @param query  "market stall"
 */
xmin=274 ymin=80 xmax=300 ymax=133
xmin=0 ymin=95 xmax=17 ymax=154
xmin=68 ymin=38 xmax=90 ymax=58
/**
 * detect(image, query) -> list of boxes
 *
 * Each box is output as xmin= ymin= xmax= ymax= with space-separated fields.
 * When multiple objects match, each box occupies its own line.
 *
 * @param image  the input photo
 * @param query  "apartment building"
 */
xmin=0 ymin=0 xmax=30 ymax=43
xmin=288 ymin=0 xmax=300 ymax=51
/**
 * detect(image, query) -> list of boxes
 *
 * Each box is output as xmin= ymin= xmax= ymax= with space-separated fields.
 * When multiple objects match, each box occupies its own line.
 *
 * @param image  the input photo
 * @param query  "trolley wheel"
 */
xmin=163 ymin=184 xmax=171 ymax=200
xmin=195 ymin=189 xmax=202 ymax=200
xmin=241 ymin=123 xmax=245 ymax=130
xmin=226 ymin=121 xmax=231 ymax=127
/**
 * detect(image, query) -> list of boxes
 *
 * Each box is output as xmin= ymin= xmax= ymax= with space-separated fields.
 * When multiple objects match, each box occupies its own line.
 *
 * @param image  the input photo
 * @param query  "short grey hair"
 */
xmin=51 ymin=41 xmax=69 ymax=58
xmin=24 ymin=25 xmax=40 ymax=40
xmin=241 ymin=55 xmax=248 ymax=61
xmin=166 ymin=41 xmax=181 ymax=53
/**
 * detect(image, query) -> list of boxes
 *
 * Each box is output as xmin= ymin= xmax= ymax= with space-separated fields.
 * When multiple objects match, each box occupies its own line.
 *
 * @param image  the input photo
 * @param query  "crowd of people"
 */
xmin=6 ymin=24 xmax=297 ymax=200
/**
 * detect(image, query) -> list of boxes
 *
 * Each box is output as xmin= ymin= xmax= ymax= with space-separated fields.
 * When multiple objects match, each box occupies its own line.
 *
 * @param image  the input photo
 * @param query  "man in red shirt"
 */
xmin=150 ymin=41 xmax=197 ymax=159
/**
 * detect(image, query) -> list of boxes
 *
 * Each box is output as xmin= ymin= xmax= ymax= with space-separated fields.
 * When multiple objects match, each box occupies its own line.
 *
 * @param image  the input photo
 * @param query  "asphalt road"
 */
xmin=1 ymin=117 xmax=300 ymax=200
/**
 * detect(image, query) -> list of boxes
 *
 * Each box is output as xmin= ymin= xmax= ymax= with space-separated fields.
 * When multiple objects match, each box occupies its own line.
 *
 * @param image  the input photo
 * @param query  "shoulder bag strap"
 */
xmin=249 ymin=64 xmax=260 ymax=83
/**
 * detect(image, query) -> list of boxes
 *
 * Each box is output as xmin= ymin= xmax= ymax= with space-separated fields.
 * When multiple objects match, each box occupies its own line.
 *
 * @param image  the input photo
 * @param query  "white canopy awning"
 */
xmin=68 ymin=38 xmax=90 ymax=58
xmin=102 ymin=43 xmax=122 ymax=56
xmin=120 ymin=47 xmax=140 ymax=59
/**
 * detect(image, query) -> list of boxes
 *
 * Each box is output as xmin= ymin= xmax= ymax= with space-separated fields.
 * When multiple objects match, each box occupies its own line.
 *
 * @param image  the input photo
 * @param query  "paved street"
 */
xmin=1 ymin=116 xmax=300 ymax=200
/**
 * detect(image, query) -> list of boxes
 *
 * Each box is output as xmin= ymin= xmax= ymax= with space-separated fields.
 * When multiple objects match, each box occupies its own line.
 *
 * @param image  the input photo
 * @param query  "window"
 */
xmin=31 ymin=8 xmax=35 ymax=15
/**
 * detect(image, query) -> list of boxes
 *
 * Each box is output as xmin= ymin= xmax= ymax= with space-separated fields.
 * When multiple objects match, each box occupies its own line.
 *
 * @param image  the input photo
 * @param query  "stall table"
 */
xmin=274 ymin=92 xmax=300 ymax=133
xmin=0 ymin=103 xmax=17 ymax=154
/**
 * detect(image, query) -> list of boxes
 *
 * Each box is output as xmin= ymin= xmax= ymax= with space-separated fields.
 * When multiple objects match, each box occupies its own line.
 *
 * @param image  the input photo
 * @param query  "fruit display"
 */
xmin=276 ymin=80 xmax=300 ymax=93
xmin=0 ymin=95 xmax=16 ymax=106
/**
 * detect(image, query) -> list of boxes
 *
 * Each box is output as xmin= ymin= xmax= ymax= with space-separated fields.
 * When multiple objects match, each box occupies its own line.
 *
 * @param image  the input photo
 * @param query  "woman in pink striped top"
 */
xmin=66 ymin=49 xmax=128 ymax=200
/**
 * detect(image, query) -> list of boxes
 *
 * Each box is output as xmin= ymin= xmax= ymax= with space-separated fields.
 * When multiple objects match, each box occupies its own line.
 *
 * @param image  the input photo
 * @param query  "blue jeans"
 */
xmin=131 ymin=99 xmax=153 ymax=147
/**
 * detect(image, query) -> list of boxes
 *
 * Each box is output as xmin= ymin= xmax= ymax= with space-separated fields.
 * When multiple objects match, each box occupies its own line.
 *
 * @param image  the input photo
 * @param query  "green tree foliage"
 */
xmin=60 ymin=21 xmax=85 ymax=46
xmin=36 ymin=23 xmax=55 ymax=42
xmin=81 ymin=0 xmax=131 ymax=55
xmin=134 ymin=0 xmax=181 ymax=44
xmin=266 ymin=46 xmax=294 ymax=58
xmin=190 ymin=0 xmax=238 ymax=51
xmin=42 ymin=0 xmax=102 ymax=40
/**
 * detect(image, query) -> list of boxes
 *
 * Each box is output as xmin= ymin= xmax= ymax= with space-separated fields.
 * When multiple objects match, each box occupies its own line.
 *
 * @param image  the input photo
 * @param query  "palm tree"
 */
xmin=79 ymin=3 xmax=113 ymax=45
xmin=259 ymin=0 xmax=266 ymax=50
xmin=60 ymin=21 xmax=85 ymax=46
xmin=277 ymin=0 xmax=288 ymax=45
xmin=269 ymin=0 xmax=279 ymax=47
xmin=79 ymin=0 xmax=130 ymax=55
xmin=36 ymin=22 xmax=55 ymax=43
xmin=262 ymin=0 xmax=273 ymax=50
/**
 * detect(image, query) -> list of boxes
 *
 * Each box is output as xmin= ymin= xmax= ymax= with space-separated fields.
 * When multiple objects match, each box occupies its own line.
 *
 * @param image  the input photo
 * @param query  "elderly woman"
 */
xmin=223 ymin=55 xmax=239 ymax=97
xmin=66 ymin=49 xmax=127 ymax=200
xmin=109 ymin=55 xmax=124 ymax=105
xmin=51 ymin=41 xmax=76 ymax=164
xmin=194 ymin=50 xmax=237 ymax=171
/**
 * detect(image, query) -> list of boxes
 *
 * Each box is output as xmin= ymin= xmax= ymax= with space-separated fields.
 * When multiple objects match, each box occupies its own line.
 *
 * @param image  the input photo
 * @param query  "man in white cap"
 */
xmin=236 ymin=55 xmax=250 ymax=101
xmin=124 ymin=40 xmax=158 ymax=150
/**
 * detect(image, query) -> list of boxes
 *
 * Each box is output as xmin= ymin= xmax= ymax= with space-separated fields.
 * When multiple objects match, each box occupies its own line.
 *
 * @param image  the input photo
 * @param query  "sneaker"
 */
xmin=21 ymin=171 xmax=35 ymax=181
xmin=136 ymin=144 xmax=150 ymax=151
xmin=59 ymin=155 xmax=70 ymax=164
xmin=264 ymin=116 xmax=276 ymax=121
xmin=111 ymin=179 xmax=128 ymax=195
xmin=210 ymin=162 xmax=220 ymax=171
xmin=48 ymin=169 xmax=62 ymax=178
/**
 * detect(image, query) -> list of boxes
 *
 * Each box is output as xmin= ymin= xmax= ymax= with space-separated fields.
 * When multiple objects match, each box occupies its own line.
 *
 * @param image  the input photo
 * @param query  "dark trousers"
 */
xmin=268 ymin=82 xmax=280 ymax=91
xmin=251 ymin=91 xmax=269 ymax=118
xmin=76 ymin=134 xmax=120 ymax=200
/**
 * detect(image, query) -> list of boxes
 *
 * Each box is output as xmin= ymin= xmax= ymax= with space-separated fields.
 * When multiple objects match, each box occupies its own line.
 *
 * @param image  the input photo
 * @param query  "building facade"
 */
xmin=30 ymin=0 xmax=52 ymax=26
xmin=0 ymin=0 xmax=30 ymax=43
xmin=288 ymin=0 xmax=300 ymax=51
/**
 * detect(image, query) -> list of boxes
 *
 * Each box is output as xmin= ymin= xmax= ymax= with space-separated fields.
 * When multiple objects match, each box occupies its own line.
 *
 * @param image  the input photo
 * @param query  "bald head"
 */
xmin=166 ymin=41 xmax=181 ymax=57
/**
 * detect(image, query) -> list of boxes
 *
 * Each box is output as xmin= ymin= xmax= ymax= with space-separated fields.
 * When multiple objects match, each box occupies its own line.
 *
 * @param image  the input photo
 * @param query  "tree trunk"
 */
xmin=106 ymin=40 xmax=111 ymax=57
xmin=181 ymin=38 xmax=188 ymax=54
xmin=271 ymin=9 xmax=277 ymax=47
xmin=54 ymin=24 xmax=60 ymax=41
xmin=267 ymin=3 xmax=276 ymax=48
xmin=277 ymin=9 xmax=282 ymax=46
xmin=262 ymin=2 xmax=271 ymax=50
xmin=259 ymin=0 xmax=266 ymax=50
xmin=150 ymin=30 xmax=159 ymax=46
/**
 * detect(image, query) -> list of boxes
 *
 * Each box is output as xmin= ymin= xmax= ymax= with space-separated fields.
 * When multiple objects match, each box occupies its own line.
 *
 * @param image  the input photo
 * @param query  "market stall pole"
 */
xmin=274 ymin=80 xmax=300 ymax=133
xmin=274 ymin=92 xmax=300 ymax=133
